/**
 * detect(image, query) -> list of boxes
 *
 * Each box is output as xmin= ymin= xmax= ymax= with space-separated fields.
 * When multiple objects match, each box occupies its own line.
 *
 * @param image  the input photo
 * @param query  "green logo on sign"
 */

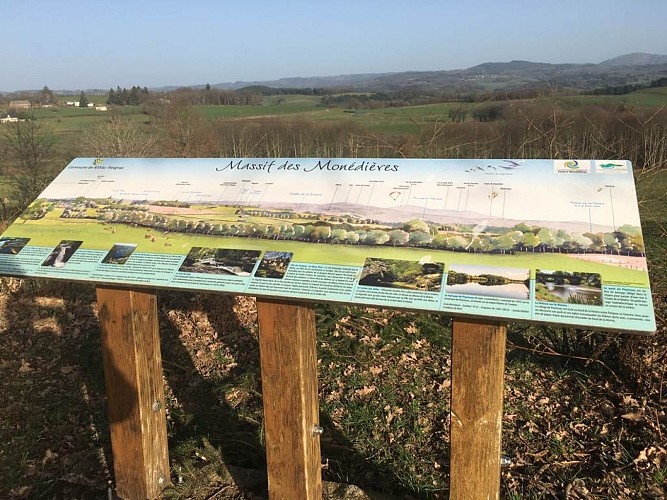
xmin=599 ymin=163 xmax=623 ymax=169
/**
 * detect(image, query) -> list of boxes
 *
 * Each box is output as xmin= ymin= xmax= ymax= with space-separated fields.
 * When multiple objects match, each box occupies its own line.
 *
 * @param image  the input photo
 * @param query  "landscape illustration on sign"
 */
xmin=0 ymin=157 xmax=655 ymax=332
xmin=7 ymin=158 xmax=647 ymax=258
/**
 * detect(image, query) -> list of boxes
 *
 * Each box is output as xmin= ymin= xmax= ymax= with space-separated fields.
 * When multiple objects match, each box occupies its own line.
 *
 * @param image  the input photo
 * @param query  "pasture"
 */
xmin=563 ymin=87 xmax=667 ymax=107
xmin=27 ymin=105 xmax=148 ymax=134
xmin=5 ymin=86 xmax=665 ymax=141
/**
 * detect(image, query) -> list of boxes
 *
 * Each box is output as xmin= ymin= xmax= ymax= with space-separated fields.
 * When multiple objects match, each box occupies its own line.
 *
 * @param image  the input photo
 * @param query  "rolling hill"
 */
xmin=200 ymin=52 xmax=667 ymax=93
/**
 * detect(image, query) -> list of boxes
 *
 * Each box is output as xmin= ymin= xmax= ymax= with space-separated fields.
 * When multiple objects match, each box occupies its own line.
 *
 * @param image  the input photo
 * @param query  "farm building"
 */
xmin=0 ymin=115 xmax=20 ymax=123
xmin=9 ymin=100 xmax=31 ymax=110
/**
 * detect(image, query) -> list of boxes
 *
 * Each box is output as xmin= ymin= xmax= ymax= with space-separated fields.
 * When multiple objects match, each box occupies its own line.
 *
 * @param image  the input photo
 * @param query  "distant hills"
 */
xmin=195 ymin=52 xmax=667 ymax=94
xmin=261 ymin=201 xmax=608 ymax=234
xmin=464 ymin=60 xmax=580 ymax=73
xmin=3 ymin=52 xmax=666 ymax=95
xmin=598 ymin=52 xmax=667 ymax=67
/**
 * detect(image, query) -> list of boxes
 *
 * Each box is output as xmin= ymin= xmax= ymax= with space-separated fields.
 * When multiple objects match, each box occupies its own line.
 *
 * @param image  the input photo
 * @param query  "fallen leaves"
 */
xmin=368 ymin=365 xmax=383 ymax=376
xmin=1 ymin=277 xmax=666 ymax=498
xmin=404 ymin=323 xmax=418 ymax=335
xmin=18 ymin=358 xmax=33 ymax=374
xmin=384 ymin=405 xmax=404 ymax=425
xmin=621 ymin=412 xmax=644 ymax=422
xmin=354 ymin=385 xmax=376 ymax=398
xmin=634 ymin=445 xmax=667 ymax=470
xmin=42 ymin=449 xmax=58 ymax=465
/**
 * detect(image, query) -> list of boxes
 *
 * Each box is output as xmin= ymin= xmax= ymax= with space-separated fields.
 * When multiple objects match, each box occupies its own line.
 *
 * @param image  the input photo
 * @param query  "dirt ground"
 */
xmin=0 ymin=280 xmax=402 ymax=499
xmin=1 ymin=273 xmax=666 ymax=499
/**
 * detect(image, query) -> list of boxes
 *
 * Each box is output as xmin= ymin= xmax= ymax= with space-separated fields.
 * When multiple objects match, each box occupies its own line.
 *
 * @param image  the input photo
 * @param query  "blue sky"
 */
xmin=1 ymin=0 xmax=666 ymax=91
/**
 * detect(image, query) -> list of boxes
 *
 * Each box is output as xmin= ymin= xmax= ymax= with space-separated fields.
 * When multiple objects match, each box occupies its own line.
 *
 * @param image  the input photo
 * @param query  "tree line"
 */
xmin=236 ymin=85 xmax=349 ymax=96
xmin=170 ymin=86 xmax=263 ymax=106
xmin=588 ymin=76 xmax=667 ymax=96
xmin=107 ymin=86 xmax=150 ymax=106
xmin=50 ymin=199 xmax=646 ymax=257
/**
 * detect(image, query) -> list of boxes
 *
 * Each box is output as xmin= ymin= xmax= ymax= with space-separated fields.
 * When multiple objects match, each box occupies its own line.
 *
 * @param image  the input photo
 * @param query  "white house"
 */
xmin=1 ymin=115 xmax=20 ymax=123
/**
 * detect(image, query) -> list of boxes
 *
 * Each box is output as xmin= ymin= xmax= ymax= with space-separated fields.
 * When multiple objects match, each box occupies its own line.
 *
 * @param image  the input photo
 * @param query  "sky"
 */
xmin=1 ymin=0 xmax=666 ymax=92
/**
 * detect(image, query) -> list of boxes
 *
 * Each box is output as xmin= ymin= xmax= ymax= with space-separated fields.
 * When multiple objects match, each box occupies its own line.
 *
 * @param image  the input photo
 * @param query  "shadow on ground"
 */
xmin=0 ymin=280 xmax=430 ymax=498
xmin=0 ymin=280 xmax=112 ymax=499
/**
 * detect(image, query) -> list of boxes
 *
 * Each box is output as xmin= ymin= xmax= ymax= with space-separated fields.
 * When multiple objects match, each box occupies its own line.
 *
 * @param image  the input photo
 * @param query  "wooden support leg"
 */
xmin=257 ymin=298 xmax=322 ymax=500
xmin=449 ymin=318 xmax=507 ymax=500
xmin=96 ymin=286 xmax=170 ymax=499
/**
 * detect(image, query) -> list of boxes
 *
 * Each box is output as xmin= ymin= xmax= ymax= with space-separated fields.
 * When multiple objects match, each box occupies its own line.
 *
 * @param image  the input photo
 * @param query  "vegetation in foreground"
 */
xmin=0 ymin=88 xmax=666 ymax=498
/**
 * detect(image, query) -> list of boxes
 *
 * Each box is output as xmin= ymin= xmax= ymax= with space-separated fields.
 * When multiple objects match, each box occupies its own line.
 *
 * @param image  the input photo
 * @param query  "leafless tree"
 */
xmin=80 ymin=114 xmax=158 ymax=157
xmin=1 ymin=118 xmax=60 ymax=207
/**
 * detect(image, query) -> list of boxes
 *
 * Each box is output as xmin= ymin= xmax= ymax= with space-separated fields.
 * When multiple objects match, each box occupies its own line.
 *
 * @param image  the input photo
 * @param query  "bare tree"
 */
xmin=155 ymin=104 xmax=214 ymax=157
xmin=1 ymin=118 xmax=59 ymax=208
xmin=80 ymin=114 xmax=157 ymax=157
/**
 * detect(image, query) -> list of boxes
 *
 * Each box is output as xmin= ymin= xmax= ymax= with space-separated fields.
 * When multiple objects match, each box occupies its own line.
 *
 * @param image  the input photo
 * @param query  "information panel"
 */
xmin=0 ymin=157 xmax=656 ymax=333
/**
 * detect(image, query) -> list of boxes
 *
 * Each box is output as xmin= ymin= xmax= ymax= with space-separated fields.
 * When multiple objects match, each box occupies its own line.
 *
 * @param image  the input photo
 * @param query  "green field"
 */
xmin=5 ymin=88 xmax=666 ymax=140
xmin=27 ymin=105 xmax=149 ymax=134
xmin=3 ymin=215 xmax=649 ymax=286
xmin=306 ymin=103 xmax=460 ymax=135
xmin=561 ymin=87 xmax=667 ymax=107
xmin=192 ymin=97 xmax=321 ymax=120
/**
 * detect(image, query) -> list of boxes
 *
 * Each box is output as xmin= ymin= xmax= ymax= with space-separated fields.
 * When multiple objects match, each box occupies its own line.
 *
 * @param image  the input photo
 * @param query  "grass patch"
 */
xmin=4 ymin=216 xmax=650 ymax=286
xmin=560 ymin=87 xmax=667 ymax=108
xmin=192 ymin=97 xmax=321 ymax=120
xmin=26 ymin=105 xmax=149 ymax=135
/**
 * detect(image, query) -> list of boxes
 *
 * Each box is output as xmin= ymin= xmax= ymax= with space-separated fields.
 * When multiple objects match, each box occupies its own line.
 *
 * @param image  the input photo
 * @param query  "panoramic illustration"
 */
xmin=7 ymin=158 xmax=647 ymax=265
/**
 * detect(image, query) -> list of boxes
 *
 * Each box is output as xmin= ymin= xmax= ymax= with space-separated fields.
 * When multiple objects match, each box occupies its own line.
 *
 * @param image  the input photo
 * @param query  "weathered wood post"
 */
xmin=96 ymin=286 xmax=170 ymax=499
xmin=449 ymin=318 xmax=507 ymax=499
xmin=256 ymin=298 xmax=323 ymax=500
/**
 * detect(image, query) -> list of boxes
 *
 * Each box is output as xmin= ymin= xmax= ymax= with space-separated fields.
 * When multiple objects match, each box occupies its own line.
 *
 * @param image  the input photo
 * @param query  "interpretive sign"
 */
xmin=0 ymin=157 xmax=656 ymax=333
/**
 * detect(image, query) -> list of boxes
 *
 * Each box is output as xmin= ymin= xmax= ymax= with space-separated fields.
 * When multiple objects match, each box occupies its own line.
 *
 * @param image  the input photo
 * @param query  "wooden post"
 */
xmin=449 ymin=318 xmax=507 ymax=500
xmin=96 ymin=286 xmax=170 ymax=499
xmin=256 ymin=298 xmax=322 ymax=500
